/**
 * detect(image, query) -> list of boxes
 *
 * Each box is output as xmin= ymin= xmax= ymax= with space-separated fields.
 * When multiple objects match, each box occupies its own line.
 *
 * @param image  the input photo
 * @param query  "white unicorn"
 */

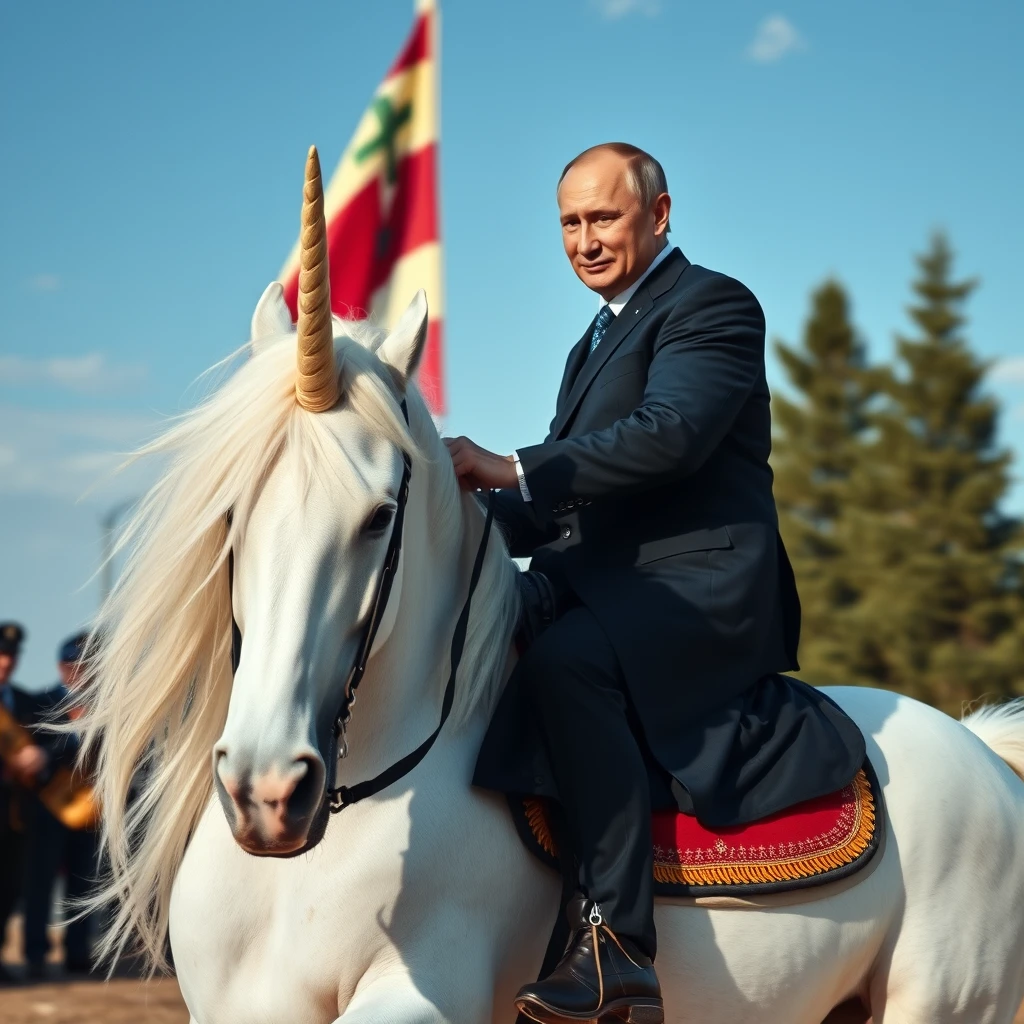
xmin=81 ymin=148 xmax=1024 ymax=1024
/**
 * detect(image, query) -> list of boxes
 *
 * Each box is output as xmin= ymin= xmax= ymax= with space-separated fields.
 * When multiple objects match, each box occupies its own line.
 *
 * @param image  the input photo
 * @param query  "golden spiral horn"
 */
xmin=295 ymin=146 xmax=338 ymax=412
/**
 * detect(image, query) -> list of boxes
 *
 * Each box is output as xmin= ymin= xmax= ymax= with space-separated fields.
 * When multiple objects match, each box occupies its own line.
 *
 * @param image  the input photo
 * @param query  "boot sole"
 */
xmin=515 ymin=995 xmax=665 ymax=1024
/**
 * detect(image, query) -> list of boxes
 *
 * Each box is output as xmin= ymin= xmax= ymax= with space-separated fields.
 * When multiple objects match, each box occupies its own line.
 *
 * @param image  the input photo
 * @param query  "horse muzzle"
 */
xmin=213 ymin=745 xmax=327 ymax=856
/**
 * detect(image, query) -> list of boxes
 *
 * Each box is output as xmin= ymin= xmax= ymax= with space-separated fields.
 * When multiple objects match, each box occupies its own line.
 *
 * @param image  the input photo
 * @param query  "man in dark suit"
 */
xmin=445 ymin=143 xmax=862 ymax=1023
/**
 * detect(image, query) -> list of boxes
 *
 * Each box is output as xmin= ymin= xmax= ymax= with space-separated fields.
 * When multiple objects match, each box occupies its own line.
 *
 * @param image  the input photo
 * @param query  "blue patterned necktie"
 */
xmin=589 ymin=304 xmax=615 ymax=354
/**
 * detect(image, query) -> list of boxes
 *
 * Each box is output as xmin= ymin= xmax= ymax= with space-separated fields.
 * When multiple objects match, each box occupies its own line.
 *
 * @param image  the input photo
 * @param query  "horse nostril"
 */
xmin=288 ymin=754 xmax=325 ymax=821
xmin=214 ymin=748 xmax=251 ymax=830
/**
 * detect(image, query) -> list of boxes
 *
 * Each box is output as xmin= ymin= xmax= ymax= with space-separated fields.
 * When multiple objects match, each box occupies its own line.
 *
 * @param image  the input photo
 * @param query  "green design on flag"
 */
xmin=355 ymin=97 xmax=413 ymax=184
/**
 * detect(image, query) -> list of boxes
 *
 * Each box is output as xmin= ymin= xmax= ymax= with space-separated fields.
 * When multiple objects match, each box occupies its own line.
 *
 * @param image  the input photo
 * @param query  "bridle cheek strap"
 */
xmin=226 ymin=507 xmax=242 ymax=675
xmin=327 ymin=488 xmax=495 ymax=810
xmin=326 ymin=443 xmax=412 ymax=804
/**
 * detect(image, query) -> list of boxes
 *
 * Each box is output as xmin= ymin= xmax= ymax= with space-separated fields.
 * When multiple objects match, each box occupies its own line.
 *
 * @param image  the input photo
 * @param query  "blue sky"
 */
xmin=2 ymin=0 xmax=1022 ymax=689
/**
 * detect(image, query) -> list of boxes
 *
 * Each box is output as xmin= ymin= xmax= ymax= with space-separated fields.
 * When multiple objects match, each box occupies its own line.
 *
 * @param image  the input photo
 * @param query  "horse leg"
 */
xmin=333 ymin=988 xmax=441 ymax=1024
xmin=335 ymin=973 xmax=493 ymax=1024
xmin=868 ymin=983 xmax=1022 ymax=1024
xmin=869 ymin=1003 xmax=1020 ymax=1024
xmin=822 ymin=1000 xmax=871 ymax=1024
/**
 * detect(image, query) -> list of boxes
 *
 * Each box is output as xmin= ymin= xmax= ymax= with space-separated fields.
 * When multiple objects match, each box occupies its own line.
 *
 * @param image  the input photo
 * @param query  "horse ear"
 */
xmin=250 ymin=282 xmax=294 ymax=350
xmin=377 ymin=290 xmax=428 ymax=391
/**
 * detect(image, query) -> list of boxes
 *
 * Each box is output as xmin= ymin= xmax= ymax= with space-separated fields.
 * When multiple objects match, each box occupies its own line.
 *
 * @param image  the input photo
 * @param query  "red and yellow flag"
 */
xmin=280 ymin=0 xmax=445 ymax=417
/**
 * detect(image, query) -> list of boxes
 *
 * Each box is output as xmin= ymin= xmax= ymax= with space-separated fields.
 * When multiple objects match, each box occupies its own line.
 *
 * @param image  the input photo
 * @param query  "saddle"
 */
xmin=513 ymin=761 xmax=881 ymax=900
xmin=511 ymin=570 xmax=883 ymax=899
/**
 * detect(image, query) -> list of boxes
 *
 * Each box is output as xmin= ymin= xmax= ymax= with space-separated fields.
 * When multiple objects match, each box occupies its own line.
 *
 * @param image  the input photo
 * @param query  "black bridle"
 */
xmin=227 ymin=401 xmax=496 ymax=814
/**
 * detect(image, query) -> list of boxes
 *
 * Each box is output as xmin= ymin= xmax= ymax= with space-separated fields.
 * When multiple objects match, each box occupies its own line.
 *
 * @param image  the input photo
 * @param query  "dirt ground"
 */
xmin=0 ymin=978 xmax=188 ymax=1024
xmin=1 ymin=914 xmax=187 ymax=1023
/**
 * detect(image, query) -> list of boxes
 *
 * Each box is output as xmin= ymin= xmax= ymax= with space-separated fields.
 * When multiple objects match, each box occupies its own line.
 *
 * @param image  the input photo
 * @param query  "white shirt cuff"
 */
xmin=512 ymin=452 xmax=532 ymax=502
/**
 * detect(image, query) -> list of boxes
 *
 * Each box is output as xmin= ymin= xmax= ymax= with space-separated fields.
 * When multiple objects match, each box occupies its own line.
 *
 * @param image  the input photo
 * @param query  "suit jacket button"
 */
xmin=561 ymin=525 xmax=572 ymax=540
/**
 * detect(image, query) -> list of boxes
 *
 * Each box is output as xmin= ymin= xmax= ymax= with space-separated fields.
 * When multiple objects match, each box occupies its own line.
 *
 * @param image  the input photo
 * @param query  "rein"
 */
xmin=226 ymin=400 xmax=497 ymax=815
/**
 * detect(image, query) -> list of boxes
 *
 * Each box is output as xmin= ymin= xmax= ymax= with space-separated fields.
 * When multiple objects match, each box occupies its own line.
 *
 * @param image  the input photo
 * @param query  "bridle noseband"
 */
xmin=227 ymin=400 xmax=496 ymax=815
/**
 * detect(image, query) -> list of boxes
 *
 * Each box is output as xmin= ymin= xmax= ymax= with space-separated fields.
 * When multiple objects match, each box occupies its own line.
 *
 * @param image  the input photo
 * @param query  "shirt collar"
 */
xmin=605 ymin=243 xmax=674 ymax=317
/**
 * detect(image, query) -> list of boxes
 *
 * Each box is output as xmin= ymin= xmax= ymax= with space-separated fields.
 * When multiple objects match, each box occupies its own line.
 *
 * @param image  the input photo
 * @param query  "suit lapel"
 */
xmin=556 ymin=322 xmax=595 ymax=412
xmin=550 ymin=249 xmax=689 ymax=439
xmin=550 ymin=295 xmax=652 ymax=439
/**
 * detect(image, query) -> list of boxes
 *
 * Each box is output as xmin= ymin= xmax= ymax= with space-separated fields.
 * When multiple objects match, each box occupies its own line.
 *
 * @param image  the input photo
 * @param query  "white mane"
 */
xmin=77 ymin=320 xmax=519 ymax=971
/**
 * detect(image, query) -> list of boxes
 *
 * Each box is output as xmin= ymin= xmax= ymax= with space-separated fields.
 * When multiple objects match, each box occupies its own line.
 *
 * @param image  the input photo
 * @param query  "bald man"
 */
xmin=445 ymin=144 xmax=862 ymax=1023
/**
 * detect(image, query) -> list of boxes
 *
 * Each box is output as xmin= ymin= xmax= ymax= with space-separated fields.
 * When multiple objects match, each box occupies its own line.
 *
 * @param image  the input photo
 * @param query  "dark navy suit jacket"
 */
xmin=474 ymin=248 xmax=864 ymax=826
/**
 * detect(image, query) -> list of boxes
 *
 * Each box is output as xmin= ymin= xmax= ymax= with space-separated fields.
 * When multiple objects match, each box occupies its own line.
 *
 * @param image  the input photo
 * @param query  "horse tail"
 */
xmin=961 ymin=698 xmax=1024 ymax=782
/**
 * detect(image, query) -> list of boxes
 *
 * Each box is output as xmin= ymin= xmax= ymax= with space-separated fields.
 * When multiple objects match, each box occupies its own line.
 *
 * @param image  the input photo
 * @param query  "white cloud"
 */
xmin=0 ymin=404 xmax=160 ymax=502
xmin=747 ymin=15 xmax=805 ymax=63
xmin=991 ymin=356 xmax=1024 ymax=384
xmin=0 ymin=352 xmax=147 ymax=395
xmin=593 ymin=0 xmax=660 ymax=19
xmin=27 ymin=273 xmax=61 ymax=292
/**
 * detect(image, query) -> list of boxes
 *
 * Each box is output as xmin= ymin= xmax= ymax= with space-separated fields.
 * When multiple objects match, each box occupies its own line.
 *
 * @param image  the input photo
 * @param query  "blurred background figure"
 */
xmin=0 ymin=623 xmax=75 ymax=984
xmin=0 ymin=622 xmax=29 ymax=985
xmin=21 ymin=631 xmax=98 ymax=981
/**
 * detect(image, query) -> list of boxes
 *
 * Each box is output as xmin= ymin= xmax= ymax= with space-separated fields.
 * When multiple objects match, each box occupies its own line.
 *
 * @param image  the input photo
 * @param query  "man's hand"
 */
xmin=443 ymin=436 xmax=519 ymax=492
xmin=10 ymin=744 xmax=47 ymax=786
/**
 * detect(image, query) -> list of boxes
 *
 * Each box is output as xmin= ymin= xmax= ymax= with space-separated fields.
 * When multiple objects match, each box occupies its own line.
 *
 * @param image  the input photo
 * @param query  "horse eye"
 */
xmin=365 ymin=505 xmax=396 ymax=535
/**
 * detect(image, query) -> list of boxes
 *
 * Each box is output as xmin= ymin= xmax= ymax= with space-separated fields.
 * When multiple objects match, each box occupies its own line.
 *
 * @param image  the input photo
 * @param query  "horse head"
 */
xmin=212 ymin=147 xmax=434 ymax=856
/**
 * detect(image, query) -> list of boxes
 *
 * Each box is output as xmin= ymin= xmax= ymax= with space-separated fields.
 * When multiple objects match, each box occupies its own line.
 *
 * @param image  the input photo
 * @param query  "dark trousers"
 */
xmin=519 ymin=604 xmax=657 ymax=959
xmin=23 ymin=801 xmax=98 ymax=967
xmin=0 ymin=818 xmax=25 ymax=953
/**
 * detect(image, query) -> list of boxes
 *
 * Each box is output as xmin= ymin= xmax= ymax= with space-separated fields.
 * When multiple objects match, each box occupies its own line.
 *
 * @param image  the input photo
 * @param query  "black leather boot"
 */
xmin=515 ymin=895 xmax=663 ymax=1023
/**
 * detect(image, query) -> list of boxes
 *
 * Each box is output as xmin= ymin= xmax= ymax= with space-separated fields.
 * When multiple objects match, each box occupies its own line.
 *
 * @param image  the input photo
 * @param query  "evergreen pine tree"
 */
xmin=843 ymin=233 xmax=1023 ymax=711
xmin=772 ymin=280 xmax=876 ymax=685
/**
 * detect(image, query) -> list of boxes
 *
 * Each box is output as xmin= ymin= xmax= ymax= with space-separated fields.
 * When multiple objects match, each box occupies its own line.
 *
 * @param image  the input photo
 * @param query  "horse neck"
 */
xmin=332 ymin=475 xmax=482 ymax=779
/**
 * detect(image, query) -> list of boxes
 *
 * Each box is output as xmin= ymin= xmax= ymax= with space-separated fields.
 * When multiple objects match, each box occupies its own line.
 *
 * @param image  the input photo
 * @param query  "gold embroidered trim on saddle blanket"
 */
xmin=524 ymin=769 xmax=876 ymax=891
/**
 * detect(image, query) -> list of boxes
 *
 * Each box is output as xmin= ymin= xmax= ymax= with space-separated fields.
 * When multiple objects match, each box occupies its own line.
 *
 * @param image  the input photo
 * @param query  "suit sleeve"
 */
xmin=485 ymin=489 xmax=560 ymax=559
xmin=515 ymin=274 xmax=765 ymax=515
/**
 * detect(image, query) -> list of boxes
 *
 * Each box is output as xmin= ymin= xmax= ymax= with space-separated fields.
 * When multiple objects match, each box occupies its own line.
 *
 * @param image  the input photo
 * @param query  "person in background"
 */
xmin=22 ymin=632 xmax=97 ymax=981
xmin=0 ymin=622 xmax=29 ymax=985
xmin=0 ymin=623 xmax=73 ymax=985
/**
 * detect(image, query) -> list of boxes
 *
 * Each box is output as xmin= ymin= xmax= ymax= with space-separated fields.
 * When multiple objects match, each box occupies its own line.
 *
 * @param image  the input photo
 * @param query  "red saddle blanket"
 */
xmin=517 ymin=766 xmax=880 ymax=897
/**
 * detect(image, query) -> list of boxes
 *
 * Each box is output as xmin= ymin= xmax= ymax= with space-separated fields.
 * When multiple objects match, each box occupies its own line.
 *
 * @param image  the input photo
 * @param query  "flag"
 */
xmin=280 ymin=0 xmax=445 ymax=418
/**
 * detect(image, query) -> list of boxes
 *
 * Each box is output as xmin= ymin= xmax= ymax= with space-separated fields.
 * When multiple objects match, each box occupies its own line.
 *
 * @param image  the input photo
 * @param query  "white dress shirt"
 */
xmin=513 ymin=244 xmax=674 ymax=502
xmin=605 ymin=242 xmax=673 ymax=316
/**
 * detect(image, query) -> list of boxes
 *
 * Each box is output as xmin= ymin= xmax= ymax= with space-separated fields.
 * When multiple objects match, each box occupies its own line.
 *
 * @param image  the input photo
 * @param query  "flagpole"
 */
xmin=421 ymin=0 xmax=443 ymax=433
